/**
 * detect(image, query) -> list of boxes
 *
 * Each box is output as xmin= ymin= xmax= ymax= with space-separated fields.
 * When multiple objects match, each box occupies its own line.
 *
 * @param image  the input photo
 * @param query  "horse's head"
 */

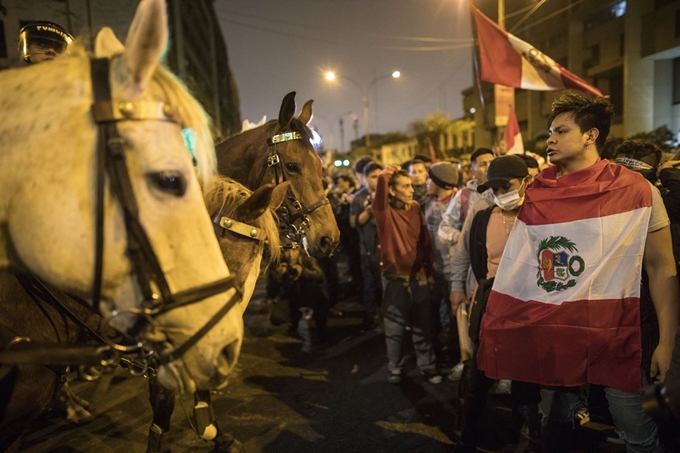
xmin=265 ymin=93 xmax=340 ymax=256
xmin=0 ymin=0 xmax=243 ymax=393
xmin=203 ymin=176 xmax=285 ymax=314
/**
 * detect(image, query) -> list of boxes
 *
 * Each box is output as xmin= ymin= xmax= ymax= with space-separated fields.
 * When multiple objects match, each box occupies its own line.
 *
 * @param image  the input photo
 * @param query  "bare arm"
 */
xmin=643 ymin=225 xmax=680 ymax=384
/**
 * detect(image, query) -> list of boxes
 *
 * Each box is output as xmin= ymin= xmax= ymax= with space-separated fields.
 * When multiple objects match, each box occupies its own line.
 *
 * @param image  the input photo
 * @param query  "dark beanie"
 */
xmin=428 ymin=161 xmax=459 ymax=189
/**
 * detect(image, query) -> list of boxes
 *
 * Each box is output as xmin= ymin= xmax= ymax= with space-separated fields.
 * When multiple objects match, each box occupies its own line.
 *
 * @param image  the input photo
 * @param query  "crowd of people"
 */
xmin=14 ymin=18 xmax=680 ymax=453
xmin=288 ymin=92 xmax=680 ymax=453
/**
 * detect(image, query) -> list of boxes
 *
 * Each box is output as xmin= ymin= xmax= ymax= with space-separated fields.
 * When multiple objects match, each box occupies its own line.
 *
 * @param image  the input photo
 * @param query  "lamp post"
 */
xmin=325 ymin=70 xmax=400 ymax=148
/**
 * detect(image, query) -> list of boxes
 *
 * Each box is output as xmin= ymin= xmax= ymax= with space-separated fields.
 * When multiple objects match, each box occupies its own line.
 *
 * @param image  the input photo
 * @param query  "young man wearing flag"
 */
xmin=477 ymin=91 xmax=680 ymax=452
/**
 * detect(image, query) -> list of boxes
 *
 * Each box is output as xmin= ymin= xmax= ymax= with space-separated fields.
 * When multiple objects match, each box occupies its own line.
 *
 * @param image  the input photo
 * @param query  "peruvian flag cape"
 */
xmin=476 ymin=160 xmax=652 ymax=393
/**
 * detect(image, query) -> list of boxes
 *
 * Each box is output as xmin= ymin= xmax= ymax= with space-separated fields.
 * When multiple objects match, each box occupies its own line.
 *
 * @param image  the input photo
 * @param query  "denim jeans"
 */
xmin=381 ymin=275 xmax=436 ymax=373
xmin=541 ymin=374 xmax=662 ymax=453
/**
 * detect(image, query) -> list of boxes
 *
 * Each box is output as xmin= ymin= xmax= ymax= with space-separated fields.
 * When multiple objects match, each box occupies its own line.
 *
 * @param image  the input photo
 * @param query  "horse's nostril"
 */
xmin=320 ymin=236 xmax=332 ymax=249
xmin=215 ymin=340 xmax=239 ymax=375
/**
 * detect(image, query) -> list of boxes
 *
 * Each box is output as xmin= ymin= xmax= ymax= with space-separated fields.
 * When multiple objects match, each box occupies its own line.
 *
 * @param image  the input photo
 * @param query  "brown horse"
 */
xmin=216 ymin=92 xmax=340 ymax=257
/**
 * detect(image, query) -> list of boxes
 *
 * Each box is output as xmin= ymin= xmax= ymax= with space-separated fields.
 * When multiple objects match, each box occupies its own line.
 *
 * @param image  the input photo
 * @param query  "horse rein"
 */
xmin=255 ymin=130 xmax=330 ymax=253
xmin=87 ymin=57 xmax=241 ymax=366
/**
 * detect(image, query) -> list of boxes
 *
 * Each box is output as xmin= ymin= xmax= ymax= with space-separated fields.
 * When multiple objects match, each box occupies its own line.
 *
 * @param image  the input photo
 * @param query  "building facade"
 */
xmin=0 ymin=0 xmax=240 ymax=138
xmin=466 ymin=0 xmax=680 ymax=152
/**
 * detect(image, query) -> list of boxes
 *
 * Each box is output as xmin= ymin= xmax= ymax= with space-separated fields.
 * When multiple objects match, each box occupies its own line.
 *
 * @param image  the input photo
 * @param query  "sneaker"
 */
xmin=447 ymin=362 xmax=465 ymax=381
xmin=495 ymin=379 xmax=512 ymax=395
xmin=388 ymin=369 xmax=403 ymax=384
xmin=604 ymin=428 xmax=624 ymax=445
xmin=422 ymin=371 xmax=443 ymax=384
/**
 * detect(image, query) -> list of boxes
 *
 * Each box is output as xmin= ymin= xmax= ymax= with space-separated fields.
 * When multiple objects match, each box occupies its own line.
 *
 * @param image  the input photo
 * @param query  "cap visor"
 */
xmin=477 ymin=177 xmax=511 ymax=193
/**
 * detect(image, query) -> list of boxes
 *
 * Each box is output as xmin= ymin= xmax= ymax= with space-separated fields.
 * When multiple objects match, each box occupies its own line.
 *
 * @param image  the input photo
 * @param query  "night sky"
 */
xmin=215 ymin=0 xmax=475 ymax=152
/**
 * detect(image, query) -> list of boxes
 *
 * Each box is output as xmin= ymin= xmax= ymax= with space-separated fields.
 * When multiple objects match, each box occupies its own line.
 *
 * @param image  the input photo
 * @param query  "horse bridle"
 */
xmin=89 ymin=57 xmax=241 ymax=366
xmin=254 ymin=130 xmax=330 ymax=253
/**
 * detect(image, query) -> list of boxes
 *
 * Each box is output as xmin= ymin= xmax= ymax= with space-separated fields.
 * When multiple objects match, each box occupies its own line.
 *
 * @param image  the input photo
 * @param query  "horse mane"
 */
xmin=152 ymin=67 xmax=216 ymax=186
xmin=44 ymin=44 xmax=217 ymax=187
xmin=202 ymin=175 xmax=281 ymax=263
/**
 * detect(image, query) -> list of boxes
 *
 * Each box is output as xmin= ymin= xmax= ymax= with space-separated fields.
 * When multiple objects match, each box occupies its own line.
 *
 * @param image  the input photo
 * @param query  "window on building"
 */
xmin=0 ymin=21 xmax=7 ymax=59
xmin=674 ymin=57 xmax=680 ymax=104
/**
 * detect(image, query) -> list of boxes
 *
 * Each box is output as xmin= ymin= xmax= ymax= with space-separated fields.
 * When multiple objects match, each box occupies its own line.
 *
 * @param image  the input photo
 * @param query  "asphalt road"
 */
xmin=16 ymin=275 xmax=626 ymax=453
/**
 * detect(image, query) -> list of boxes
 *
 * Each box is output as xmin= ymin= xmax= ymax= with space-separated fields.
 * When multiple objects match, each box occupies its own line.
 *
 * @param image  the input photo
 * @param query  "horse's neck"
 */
xmin=0 ymin=56 xmax=93 ymax=268
xmin=0 ymin=56 xmax=92 ymax=217
xmin=217 ymin=129 xmax=268 ymax=190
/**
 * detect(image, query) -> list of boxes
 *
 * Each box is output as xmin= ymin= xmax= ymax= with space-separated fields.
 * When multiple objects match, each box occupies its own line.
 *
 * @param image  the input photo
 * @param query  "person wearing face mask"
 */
xmin=448 ymin=156 xmax=541 ymax=453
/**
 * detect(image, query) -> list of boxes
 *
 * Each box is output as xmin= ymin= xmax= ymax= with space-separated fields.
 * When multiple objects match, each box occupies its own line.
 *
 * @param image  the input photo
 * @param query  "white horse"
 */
xmin=0 ymin=0 xmax=242 ymax=394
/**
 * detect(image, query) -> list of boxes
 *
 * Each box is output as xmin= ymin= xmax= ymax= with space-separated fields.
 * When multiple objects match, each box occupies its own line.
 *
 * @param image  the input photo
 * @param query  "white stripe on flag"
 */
xmin=495 ymin=207 xmax=651 ymax=305
xmin=507 ymin=34 xmax=565 ymax=91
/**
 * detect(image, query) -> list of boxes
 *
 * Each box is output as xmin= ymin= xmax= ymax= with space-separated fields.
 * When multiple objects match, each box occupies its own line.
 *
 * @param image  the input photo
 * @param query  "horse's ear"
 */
xmin=233 ymin=184 xmax=276 ymax=223
xmin=95 ymin=28 xmax=124 ymax=58
xmin=123 ymin=0 xmax=168 ymax=89
xmin=278 ymin=92 xmax=297 ymax=130
xmin=298 ymin=100 xmax=314 ymax=126
xmin=270 ymin=181 xmax=290 ymax=210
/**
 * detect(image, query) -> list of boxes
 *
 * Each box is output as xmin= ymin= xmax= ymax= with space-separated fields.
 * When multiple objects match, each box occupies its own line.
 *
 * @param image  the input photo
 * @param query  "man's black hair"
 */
xmin=412 ymin=154 xmax=432 ymax=163
xmin=613 ymin=139 xmax=663 ymax=168
xmin=548 ymin=91 xmax=614 ymax=152
xmin=354 ymin=156 xmax=374 ymax=175
xmin=515 ymin=153 xmax=539 ymax=170
xmin=470 ymin=148 xmax=494 ymax=166
xmin=332 ymin=173 xmax=356 ymax=187
xmin=388 ymin=169 xmax=410 ymax=188
xmin=362 ymin=161 xmax=383 ymax=177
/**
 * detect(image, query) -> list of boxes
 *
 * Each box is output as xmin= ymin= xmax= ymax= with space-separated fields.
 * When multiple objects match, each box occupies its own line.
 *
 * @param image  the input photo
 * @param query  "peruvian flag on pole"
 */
xmin=504 ymin=107 xmax=524 ymax=155
xmin=472 ymin=5 xmax=603 ymax=97
xmin=476 ymin=161 xmax=652 ymax=393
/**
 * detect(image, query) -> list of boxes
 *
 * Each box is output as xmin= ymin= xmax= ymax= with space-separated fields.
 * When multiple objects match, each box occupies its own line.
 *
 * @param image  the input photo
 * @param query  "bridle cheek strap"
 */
xmin=89 ymin=57 xmax=239 ymax=360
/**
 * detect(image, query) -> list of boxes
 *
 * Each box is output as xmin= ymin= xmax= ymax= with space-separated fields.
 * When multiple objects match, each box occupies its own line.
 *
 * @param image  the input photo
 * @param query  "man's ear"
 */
xmin=587 ymin=128 xmax=600 ymax=145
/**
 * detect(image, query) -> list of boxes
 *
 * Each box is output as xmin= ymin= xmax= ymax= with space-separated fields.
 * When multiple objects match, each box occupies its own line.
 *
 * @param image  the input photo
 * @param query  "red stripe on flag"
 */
xmin=558 ymin=63 xmax=604 ymax=97
xmin=520 ymin=160 xmax=652 ymax=225
xmin=477 ymin=291 xmax=642 ymax=393
xmin=472 ymin=6 xmax=521 ymax=88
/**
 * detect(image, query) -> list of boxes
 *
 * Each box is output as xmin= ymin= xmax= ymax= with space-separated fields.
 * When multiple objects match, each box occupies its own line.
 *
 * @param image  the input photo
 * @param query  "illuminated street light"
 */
xmin=324 ymin=69 xmax=401 ymax=147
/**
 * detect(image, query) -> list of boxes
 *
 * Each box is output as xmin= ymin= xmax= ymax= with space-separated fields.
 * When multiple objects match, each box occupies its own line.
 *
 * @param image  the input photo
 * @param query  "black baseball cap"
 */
xmin=477 ymin=155 xmax=528 ymax=193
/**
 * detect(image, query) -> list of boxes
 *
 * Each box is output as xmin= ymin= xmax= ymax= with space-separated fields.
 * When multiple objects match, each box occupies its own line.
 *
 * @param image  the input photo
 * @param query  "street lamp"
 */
xmin=324 ymin=70 xmax=400 ymax=147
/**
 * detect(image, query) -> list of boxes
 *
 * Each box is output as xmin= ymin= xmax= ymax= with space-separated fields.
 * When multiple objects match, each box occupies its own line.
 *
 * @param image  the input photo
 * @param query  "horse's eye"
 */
xmin=285 ymin=162 xmax=301 ymax=174
xmin=150 ymin=171 xmax=186 ymax=196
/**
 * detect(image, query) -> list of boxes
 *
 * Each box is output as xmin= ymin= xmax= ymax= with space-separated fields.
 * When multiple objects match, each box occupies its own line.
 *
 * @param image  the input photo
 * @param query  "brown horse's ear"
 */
xmin=298 ymin=100 xmax=314 ymax=126
xmin=278 ymin=92 xmax=297 ymax=130
xmin=233 ymin=184 xmax=275 ymax=223
xmin=270 ymin=181 xmax=290 ymax=210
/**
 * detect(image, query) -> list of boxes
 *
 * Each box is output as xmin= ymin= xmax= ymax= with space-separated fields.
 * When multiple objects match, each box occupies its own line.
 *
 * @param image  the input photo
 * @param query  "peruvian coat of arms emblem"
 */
xmin=536 ymin=236 xmax=585 ymax=293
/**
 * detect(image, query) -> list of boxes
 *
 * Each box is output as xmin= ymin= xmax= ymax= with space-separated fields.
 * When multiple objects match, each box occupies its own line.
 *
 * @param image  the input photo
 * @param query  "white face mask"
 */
xmin=493 ymin=180 xmax=526 ymax=211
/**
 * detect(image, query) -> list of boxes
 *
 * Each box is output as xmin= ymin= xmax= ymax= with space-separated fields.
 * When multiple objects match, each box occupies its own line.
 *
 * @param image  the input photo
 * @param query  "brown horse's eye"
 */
xmin=285 ymin=162 xmax=301 ymax=174
xmin=150 ymin=171 xmax=186 ymax=196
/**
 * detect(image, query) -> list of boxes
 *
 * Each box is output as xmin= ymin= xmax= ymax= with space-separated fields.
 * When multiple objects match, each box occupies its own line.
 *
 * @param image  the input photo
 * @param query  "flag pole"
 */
xmin=469 ymin=2 xmax=497 ymax=147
